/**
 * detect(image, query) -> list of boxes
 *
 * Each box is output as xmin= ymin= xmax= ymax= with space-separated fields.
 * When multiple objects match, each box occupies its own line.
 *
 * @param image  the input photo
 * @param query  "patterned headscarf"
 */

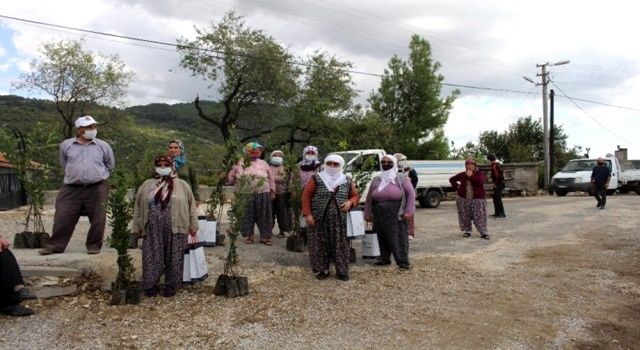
xmin=153 ymin=155 xmax=177 ymax=210
xmin=244 ymin=142 xmax=263 ymax=159
xmin=300 ymin=145 xmax=321 ymax=170
xmin=168 ymin=139 xmax=186 ymax=170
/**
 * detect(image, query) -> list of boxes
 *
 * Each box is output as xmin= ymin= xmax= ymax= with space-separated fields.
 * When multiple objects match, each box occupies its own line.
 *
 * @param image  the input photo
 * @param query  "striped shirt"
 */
xmin=59 ymin=137 xmax=114 ymax=185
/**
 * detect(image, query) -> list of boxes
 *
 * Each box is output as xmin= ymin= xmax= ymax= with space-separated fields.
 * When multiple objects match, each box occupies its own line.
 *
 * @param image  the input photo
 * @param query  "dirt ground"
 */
xmin=1 ymin=194 xmax=639 ymax=349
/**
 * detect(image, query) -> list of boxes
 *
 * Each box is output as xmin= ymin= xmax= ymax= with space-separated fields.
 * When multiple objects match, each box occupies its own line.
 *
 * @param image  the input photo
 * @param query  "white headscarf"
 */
xmin=378 ymin=155 xmax=398 ymax=191
xmin=318 ymin=154 xmax=347 ymax=192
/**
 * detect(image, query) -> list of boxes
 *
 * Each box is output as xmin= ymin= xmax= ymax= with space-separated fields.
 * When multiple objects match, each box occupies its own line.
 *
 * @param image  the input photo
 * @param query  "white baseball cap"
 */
xmin=75 ymin=115 xmax=98 ymax=128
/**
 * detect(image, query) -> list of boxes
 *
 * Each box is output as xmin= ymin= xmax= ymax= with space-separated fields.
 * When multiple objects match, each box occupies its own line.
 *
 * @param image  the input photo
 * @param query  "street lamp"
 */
xmin=523 ymin=60 xmax=570 ymax=193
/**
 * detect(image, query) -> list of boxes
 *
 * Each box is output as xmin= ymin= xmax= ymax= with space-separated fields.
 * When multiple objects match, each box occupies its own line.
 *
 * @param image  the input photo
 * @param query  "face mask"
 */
xmin=381 ymin=164 xmax=394 ymax=171
xmin=324 ymin=166 xmax=341 ymax=176
xmin=83 ymin=130 xmax=97 ymax=140
xmin=271 ymin=156 xmax=283 ymax=165
xmin=304 ymin=154 xmax=317 ymax=161
xmin=155 ymin=167 xmax=172 ymax=177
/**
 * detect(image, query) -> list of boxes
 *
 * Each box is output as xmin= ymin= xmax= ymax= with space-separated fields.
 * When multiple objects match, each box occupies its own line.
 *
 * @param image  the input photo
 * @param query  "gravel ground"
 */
xmin=1 ymin=194 xmax=639 ymax=349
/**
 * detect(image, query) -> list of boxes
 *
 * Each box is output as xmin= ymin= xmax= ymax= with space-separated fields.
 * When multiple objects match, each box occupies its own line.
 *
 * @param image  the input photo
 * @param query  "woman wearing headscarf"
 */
xmin=227 ymin=142 xmax=276 ymax=245
xmin=301 ymin=155 xmax=359 ymax=281
xmin=133 ymin=155 xmax=199 ymax=297
xmin=167 ymin=139 xmax=200 ymax=202
xmin=299 ymin=145 xmax=322 ymax=189
xmin=449 ymin=158 xmax=489 ymax=239
xmin=364 ymin=154 xmax=416 ymax=269
xmin=269 ymin=150 xmax=292 ymax=238
xmin=394 ymin=153 xmax=418 ymax=241
xmin=0 ymin=235 xmax=37 ymax=316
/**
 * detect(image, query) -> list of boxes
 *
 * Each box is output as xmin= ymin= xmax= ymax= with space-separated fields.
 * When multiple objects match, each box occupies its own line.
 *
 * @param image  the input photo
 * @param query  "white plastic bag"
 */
xmin=362 ymin=231 xmax=380 ymax=259
xmin=346 ymin=210 xmax=365 ymax=238
xmin=196 ymin=217 xmax=217 ymax=247
xmin=183 ymin=236 xmax=209 ymax=283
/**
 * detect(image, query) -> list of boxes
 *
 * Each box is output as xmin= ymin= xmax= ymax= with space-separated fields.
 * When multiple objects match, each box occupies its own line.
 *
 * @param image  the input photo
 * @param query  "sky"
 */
xmin=0 ymin=0 xmax=639 ymax=160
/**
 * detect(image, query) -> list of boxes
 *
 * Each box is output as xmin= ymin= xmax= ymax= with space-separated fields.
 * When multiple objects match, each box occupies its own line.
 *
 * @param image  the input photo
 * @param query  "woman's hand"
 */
xmin=402 ymin=214 xmax=413 ymax=221
xmin=339 ymin=201 xmax=353 ymax=212
xmin=304 ymin=215 xmax=315 ymax=227
xmin=188 ymin=227 xmax=198 ymax=237
xmin=364 ymin=214 xmax=373 ymax=222
xmin=0 ymin=237 xmax=10 ymax=252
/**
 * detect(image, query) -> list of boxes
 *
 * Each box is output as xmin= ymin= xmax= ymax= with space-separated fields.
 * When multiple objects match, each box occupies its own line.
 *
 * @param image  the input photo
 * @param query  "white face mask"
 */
xmin=155 ymin=167 xmax=172 ymax=177
xmin=304 ymin=154 xmax=317 ymax=161
xmin=83 ymin=130 xmax=97 ymax=140
xmin=324 ymin=166 xmax=342 ymax=176
xmin=271 ymin=156 xmax=283 ymax=165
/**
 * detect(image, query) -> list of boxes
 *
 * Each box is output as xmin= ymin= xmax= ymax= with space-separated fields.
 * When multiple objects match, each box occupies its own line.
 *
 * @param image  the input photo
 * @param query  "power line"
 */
xmin=1 ymin=13 xmax=638 ymax=111
xmin=551 ymin=81 xmax=636 ymax=147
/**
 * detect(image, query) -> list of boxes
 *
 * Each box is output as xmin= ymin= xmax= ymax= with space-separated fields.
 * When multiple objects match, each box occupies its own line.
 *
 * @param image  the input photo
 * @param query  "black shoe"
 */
xmin=163 ymin=286 xmax=176 ymax=298
xmin=374 ymin=261 xmax=391 ymax=266
xmin=39 ymin=247 xmax=62 ymax=256
xmin=144 ymin=286 xmax=159 ymax=297
xmin=463 ymin=232 xmax=471 ymax=237
xmin=337 ymin=274 xmax=350 ymax=281
xmin=490 ymin=214 xmax=498 ymax=218
xmin=15 ymin=288 xmax=37 ymax=301
xmin=316 ymin=271 xmax=330 ymax=280
xmin=398 ymin=264 xmax=411 ymax=270
xmin=0 ymin=304 xmax=35 ymax=317
xmin=496 ymin=214 xmax=506 ymax=219
xmin=596 ymin=204 xmax=601 ymax=208
xmin=599 ymin=206 xmax=605 ymax=210
xmin=481 ymin=234 xmax=490 ymax=240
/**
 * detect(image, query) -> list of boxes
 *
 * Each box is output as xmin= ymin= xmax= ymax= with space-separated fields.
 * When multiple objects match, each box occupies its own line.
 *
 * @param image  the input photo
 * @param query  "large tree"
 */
xmin=272 ymin=52 xmax=356 ymax=152
xmin=177 ymin=12 xmax=299 ymax=142
xmin=369 ymin=35 xmax=458 ymax=159
xmin=13 ymin=40 xmax=133 ymax=139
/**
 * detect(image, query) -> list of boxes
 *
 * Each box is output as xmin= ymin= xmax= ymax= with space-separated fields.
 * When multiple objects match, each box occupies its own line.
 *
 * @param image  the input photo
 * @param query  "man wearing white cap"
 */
xmin=40 ymin=116 xmax=114 ymax=255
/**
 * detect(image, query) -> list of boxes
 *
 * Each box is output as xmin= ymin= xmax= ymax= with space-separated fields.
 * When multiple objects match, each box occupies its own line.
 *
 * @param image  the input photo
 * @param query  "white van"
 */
xmin=551 ymin=156 xmax=640 ymax=196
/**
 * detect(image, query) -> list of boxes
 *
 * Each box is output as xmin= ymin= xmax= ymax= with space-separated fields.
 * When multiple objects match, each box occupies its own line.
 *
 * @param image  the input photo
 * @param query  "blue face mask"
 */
xmin=271 ymin=156 xmax=283 ymax=165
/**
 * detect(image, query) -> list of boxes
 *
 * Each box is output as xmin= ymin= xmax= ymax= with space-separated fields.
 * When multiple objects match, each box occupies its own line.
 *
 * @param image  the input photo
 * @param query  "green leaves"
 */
xmin=13 ymin=39 xmax=133 ymax=139
xmin=369 ymin=35 xmax=458 ymax=159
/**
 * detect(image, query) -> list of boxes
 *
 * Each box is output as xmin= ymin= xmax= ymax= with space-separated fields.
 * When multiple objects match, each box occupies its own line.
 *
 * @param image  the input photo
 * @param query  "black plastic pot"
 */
xmin=125 ymin=282 xmax=142 ymax=304
xmin=349 ymin=247 xmax=357 ymax=263
xmin=36 ymin=232 xmax=50 ymax=248
xmin=225 ymin=278 xmax=239 ymax=298
xmin=214 ymin=275 xmax=227 ymax=295
xmin=216 ymin=234 xmax=226 ymax=246
xmin=236 ymin=276 xmax=249 ymax=296
xmin=13 ymin=232 xmax=27 ymax=249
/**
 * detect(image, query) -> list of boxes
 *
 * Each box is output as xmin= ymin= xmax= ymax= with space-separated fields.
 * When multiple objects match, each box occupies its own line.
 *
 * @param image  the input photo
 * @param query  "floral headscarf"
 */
xmin=153 ymin=155 xmax=177 ymax=210
xmin=244 ymin=142 xmax=263 ymax=159
xmin=168 ymin=139 xmax=186 ymax=170
xmin=300 ymin=145 xmax=321 ymax=170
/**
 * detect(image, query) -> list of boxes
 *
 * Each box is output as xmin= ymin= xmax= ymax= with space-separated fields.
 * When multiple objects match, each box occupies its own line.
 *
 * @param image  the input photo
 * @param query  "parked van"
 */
xmin=550 ymin=156 xmax=640 ymax=196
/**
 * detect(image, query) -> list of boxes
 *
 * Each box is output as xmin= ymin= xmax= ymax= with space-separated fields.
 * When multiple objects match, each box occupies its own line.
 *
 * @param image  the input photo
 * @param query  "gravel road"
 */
xmin=1 ymin=194 xmax=638 ymax=349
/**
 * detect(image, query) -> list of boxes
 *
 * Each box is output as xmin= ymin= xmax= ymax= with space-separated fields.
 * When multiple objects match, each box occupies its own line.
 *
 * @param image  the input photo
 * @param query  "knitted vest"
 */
xmin=311 ymin=174 xmax=352 ymax=223
xmin=370 ymin=173 xmax=407 ymax=220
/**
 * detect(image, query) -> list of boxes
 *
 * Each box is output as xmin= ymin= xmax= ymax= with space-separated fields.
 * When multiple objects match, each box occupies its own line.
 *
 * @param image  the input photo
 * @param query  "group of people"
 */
xmin=2 ymin=115 xmax=514 ymax=316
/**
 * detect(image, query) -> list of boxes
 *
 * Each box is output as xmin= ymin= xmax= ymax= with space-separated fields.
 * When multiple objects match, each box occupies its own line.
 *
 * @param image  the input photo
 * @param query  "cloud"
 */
xmin=1 ymin=0 xmax=639 ymax=157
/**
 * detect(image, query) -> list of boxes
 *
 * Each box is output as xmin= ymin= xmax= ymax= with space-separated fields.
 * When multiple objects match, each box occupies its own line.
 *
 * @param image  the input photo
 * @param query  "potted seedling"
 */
xmin=106 ymin=173 xmax=141 ymax=305
xmin=284 ymin=152 xmax=305 ymax=252
xmin=0 ymin=124 xmax=53 ymax=249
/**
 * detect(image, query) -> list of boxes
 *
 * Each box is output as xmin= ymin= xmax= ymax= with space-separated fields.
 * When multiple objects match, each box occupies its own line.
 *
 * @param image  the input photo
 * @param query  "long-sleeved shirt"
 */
xmin=449 ymin=171 xmax=486 ymax=199
xmin=270 ymin=165 xmax=288 ymax=194
xmin=490 ymin=161 xmax=505 ymax=185
xmin=227 ymin=158 xmax=275 ymax=194
xmin=59 ymin=137 xmax=114 ymax=185
xmin=364 ymin=176 xmax=416 ymax=218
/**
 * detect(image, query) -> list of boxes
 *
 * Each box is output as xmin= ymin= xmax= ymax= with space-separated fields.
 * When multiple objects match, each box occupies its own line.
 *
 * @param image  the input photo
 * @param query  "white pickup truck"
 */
xmin=550 ymin=156 xmax=640 ymax=196
xmin=329 ymin=149 xmax=464 ymax=208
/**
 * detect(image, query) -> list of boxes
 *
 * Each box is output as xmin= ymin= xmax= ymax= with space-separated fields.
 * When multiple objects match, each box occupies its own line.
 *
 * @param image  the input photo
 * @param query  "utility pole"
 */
xmin=524 ymin=60 xmax=569 ymax=193
xmin=549 ymin=89 xmax=555 ymax=179
xmin=538 ymin=64 xmax=550 ymax=191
